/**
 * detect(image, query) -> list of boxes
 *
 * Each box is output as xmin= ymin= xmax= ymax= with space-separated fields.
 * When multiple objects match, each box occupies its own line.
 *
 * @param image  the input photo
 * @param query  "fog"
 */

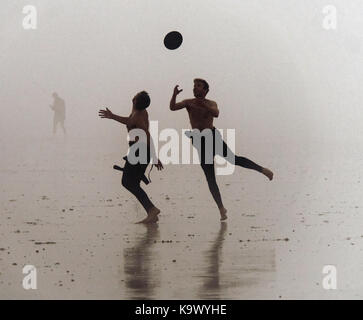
xmin=1 ymin=1 xmax=363 ymax=299
xmin=1 ymin=1 xmax=362 ymax=150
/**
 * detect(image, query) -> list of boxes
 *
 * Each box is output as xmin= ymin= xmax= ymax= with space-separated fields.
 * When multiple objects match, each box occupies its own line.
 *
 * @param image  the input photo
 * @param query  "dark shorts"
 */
xmin=188 ymin=127 xmax=227 ymax=164
xmin=123 ymin=141 xmax=151 ymax=183
xmin=122 ymin=159 xmax=149 ymax=184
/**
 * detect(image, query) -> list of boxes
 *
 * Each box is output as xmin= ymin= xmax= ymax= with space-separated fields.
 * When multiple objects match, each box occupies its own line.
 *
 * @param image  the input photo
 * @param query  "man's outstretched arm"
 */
xmin=98 ymin=107 xmax=128 ymax=125
xmin=170 ymin=85 xmax=188 ymax=111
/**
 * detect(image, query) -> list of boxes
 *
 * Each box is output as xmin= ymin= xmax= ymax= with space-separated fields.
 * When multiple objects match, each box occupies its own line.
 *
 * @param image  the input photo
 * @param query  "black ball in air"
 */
xmin=164 ymin=31 xmax=183 ymax=50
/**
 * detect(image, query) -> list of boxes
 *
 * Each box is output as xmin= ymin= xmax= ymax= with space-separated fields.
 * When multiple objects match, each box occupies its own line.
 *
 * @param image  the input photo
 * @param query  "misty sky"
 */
xmin=1 ymin=0 xmax=363 ymax=160
xmin=2 ymin=2 xmax=363 ymax=300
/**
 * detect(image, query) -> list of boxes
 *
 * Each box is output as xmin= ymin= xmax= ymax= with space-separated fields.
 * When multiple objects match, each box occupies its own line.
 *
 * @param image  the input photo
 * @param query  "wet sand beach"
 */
xmin=1 ymin=135 xmax=362 ymax=299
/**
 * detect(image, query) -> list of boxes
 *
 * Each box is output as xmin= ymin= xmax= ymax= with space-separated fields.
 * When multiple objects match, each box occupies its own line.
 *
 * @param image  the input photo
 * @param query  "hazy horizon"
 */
xmin=1 ymin=1 xmax=363 ymax=299
xmin=1 ymin=1 xmax=362 ymax=150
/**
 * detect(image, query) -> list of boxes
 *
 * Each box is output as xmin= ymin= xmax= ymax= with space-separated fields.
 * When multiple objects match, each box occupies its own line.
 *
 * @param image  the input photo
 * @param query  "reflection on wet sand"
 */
xmin=198 ymin=222 xmax=228 ymax=299
xmin=123 ymin=224 xmax=160 ymax=299
xmin=120 ymin=220 xmax=275 ymax=299
xmin=198 ymin=222 xmax=276 ymax=299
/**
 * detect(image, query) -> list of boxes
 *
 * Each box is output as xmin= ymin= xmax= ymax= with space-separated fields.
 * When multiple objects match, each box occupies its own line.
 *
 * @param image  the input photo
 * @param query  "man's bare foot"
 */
xmin=219 ymin=207 xmax=228 ymax=221
xmin=262 ymin=167 xmax=273 ymax=181
xmin=140 ymin=216 xmax=159 ymax=223
xmin=136 ymin=215 xmax=159 ymax=224
xmin=136 ymin=207 xmax=160 ymax=224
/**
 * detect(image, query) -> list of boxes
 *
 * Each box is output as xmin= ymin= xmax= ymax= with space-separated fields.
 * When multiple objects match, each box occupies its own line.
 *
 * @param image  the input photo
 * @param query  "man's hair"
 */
xmin=134 ymin=91 xmax=150 ymax=110
xmin=194 ymin=78 xmax=209 ymax=93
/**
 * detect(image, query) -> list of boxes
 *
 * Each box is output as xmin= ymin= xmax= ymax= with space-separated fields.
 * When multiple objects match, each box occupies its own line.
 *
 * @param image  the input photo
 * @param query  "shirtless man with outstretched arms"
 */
xmin=170 ymin=79 xmax=273 ymax=220
xmin=99 ymin=91 xmax=163 ymax=224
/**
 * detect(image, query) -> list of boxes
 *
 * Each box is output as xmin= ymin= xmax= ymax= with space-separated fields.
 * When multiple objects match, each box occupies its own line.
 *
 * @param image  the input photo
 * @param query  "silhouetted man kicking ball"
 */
xmin=99 ymin=91 xmax=163 ymax=224
xmin=170 ymin=79 xmax=273 ymax=221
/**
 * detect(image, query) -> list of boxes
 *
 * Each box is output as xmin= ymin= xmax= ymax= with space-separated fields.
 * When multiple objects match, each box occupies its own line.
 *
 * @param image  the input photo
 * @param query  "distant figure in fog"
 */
xmin=49 ymin=92 xmax=66 ymax=135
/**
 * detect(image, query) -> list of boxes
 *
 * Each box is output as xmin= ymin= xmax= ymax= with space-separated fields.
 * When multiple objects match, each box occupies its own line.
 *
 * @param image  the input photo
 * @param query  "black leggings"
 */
xmin=122 ymin=160 xmax=154 ymax=212
xmin=191 ymin=128 xmax=263 ymax=209
xmin=121 ymin=142 xmax=154 ymax=212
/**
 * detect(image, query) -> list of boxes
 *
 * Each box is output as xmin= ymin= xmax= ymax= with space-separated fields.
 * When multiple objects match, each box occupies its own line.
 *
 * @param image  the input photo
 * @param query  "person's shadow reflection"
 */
xmin=122 ymin=223 xmax=160 ymax=299
xmin=198 ymin=222 xmax=227 ymax=299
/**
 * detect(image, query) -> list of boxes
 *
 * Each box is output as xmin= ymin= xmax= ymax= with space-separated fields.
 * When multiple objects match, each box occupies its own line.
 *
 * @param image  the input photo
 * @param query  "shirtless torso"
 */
xmin=170 ymin=88 xmax=219 ymax=130
xmin=184 ymin=98 xmax=215 ymax=130
xmin=126 ymin=109 xmax=150 ymax=143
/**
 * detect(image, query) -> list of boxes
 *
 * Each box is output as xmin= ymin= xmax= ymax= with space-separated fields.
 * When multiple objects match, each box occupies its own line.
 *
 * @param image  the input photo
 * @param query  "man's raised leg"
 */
xmin=220 ymin=136 xmax=274 ymax=180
